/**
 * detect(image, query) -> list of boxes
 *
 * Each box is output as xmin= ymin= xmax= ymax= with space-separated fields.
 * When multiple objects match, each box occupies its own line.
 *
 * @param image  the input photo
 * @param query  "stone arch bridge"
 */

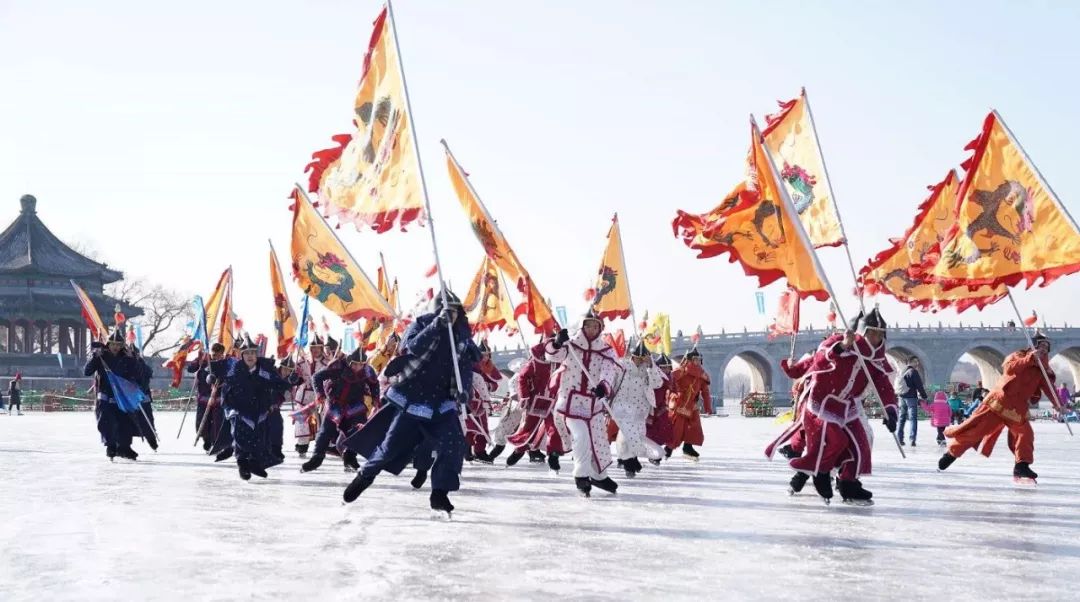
xmin=493 ymin=325 xmax=1080 ymax=405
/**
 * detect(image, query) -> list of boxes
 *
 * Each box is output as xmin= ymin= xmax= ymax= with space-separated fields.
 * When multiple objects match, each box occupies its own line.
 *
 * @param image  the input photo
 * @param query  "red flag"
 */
xmin=767 ymin=288 xmax=800 ymax=340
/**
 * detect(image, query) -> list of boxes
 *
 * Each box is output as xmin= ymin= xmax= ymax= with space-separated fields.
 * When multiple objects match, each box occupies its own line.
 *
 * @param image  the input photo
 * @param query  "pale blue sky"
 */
xmin=3 ymin=0 xmax=1079 ymax=347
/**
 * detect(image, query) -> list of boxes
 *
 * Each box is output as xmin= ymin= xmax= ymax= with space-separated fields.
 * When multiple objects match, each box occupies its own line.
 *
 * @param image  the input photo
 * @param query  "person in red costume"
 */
xmin=938 ymin=333 xmax=1061 ymax=482
xmin=769 ymin=307 xmax=899 ymax=505
xmin=666 ymin=347 xmax=712 ymax=460
xmin=506 ymin=334 xmax=563 ymax=467
xmin=465 ymin=341 xmax=502 ymax=463
xmin=644 ymin=353 xmax=675 ymax=465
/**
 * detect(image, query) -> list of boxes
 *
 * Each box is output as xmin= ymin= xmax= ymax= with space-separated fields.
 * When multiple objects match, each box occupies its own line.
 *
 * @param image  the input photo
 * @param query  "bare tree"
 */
xmin=107 ymin=278 xmax=193 ymax=357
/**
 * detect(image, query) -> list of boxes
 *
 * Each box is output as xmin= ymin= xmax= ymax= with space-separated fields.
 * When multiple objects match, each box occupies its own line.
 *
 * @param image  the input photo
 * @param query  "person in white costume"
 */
xmin=610 ymin=339 xmax=665 ymax=478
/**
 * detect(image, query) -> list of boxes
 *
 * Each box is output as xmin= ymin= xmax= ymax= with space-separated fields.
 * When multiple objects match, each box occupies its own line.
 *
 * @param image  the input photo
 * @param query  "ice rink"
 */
xmin=2 ymin=411 xmax=1079 ymax=601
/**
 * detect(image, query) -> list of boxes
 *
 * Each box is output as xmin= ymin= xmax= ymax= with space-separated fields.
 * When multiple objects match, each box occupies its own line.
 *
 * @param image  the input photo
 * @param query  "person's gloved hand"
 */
xmin=553 ymin=329 xmax=569 ymax=349
xmin=883 ymin=406 xmax=898 ymax=433
xmin=591 ymin=384 xmax=608 ymax=399
xmin=456 ymin=391 xmax=469 ymax=407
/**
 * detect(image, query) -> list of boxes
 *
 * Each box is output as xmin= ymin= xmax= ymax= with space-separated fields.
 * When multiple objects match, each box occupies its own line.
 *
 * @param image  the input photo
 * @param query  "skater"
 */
xmin=921 ymin=391 xmax=951 ymax=446
xmin=948 ymin=391 xmax=965 ymax=425
xmin=300 ymin=348 xmax=378 ymax=474
xmin=767 ymin=308 xmax=899 ymax=505
xmin=215 ymin=336 xmax=293 ymax=480
xmin=610 ymin=340 xmax=664 ymax=477
xmin=644 ymin=354 xmax=675 ymax=466
xmin=666 ymin=347 xmax=712 ymax=460
xmin=938 ymin=334 xmax=1062 ymax=483
xmin=342 ymin=290 xmax=480 ymax=516
xmin=268 ymin=357 xmax=301 ymax=461
xmin=465 ymin=341 xmax=501 ymax=463
xmin=85 ymin=328 xmax=143 ymax=460
xmin=896 ymin=358 xmax=927 ymax=446
xmin=205 ymin=340 xmax=243 ymax=461
xmin=7 ymin=375 xmax=22 ymax=415
xmin=505 ymin=335 xmax=564 ymax=468
xmin=291 ymin=334 xmax=334 ymax=457
xmin=188 ymin=343 xmax=227 ymax=451
xmin=547 ymin=310 xmax=622 ymax=497
xmin=130 ymin=346 xmax=159 ymax=451
xmin=485 ymin=365 xmax=524 ymax=464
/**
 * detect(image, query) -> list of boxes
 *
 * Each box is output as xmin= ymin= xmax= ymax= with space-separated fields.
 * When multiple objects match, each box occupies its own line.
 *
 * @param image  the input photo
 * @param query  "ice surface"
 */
xmin=2 ymin=412 xmax=1079 ymax=601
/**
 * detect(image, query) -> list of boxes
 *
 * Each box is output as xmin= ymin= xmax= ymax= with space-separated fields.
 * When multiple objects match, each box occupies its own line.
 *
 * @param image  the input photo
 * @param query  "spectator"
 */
xmin=971 ymin=381 xmax=988 ymax=404
xmin=896 ymin=358 xmax=927 ymax=446
xmin=8 ymin=376 xmax=22 ymax=416
xmin=947 ymin=391 xmax=965 ymax=425
xmin=921 ymin=392 xmax=952 ymax=445
xmin=1057 ymin=384 xmax=1072 ymax=410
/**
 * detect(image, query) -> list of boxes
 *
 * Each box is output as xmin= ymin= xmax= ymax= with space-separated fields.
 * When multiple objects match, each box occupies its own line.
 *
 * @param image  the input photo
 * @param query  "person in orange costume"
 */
xmin=938 ymin=333 xmax=1062 ymax=481
xmin=666 ymin=347 xmax=712 ymax=460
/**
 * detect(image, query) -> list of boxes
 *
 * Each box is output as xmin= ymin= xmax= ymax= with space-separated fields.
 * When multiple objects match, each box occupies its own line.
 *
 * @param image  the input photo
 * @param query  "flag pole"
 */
xmin=802 ymin=88 xmax=865 ymax=312
xmin=1005 ymin=291 xmax=1072 ymax=436
xmin=385 ymin=0 xmax=465 ymax=397
xmin=611 ymin=213 xmax=641 ymax=339
xmin=756 ymin=115 xmax=905 ymax=458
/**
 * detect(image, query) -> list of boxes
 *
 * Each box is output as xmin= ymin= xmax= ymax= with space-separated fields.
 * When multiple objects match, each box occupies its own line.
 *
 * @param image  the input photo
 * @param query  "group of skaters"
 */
xmin=766 ymin=306 xmax=1069 ymax=506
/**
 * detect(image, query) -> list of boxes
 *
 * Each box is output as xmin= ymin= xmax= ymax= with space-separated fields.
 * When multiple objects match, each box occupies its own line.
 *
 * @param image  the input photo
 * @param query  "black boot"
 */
xmin=411 ymin=469 xmax=428 ymax=490
xmin=295 ymin=443 xmax=309 ymax=458
xmin=547 ymin=452 xmax=561 ymax=473
xmin=812 ymin=472 xmax=833 ymax=503
xmin=237 ymin=457 xmax=252 ymax=481
xmin=664 ymin=446 xmax=673 ymax=458
xmin=214 ymin=448 xmax=233 ymax=463
xmin=574 ymin=477 xmax=592 ymax=497
xmin=778 ymin=445 xmax=799 ymax=459
xmin=249 ymin=462 xmax=268 ymax=479
xmin=473 ymin=449 xmax=494 ymax=465
xmin=591 ymin=477 xmax=618 ymax=494
xmin=1014 ymin=462 xmax=1038 ymax=480
xmin=106 ymin=446 xmax=117 ymax=462
xmin=202 ymin=439 xmax=212 ymax=452
xmin=528 ymin=450 xmax=546 ymax=463
xmin=300 ymin=454 xmax=325 ymax=473
xmin=487 ymin=444 xmax=506 ymax=461
xmin=465 ymin=449 xmax=475 ymax=462
xmin=788 ymin=472 xmax=809 ymax=494
xmin=118 ymin=447 xmax=138 ymax=461
xmin=506 ymin=450 xmax=526 ymax=466
xmin=343 ymin=473 xmax=375 ymax=503
xmin=343 ymin=450 xmax=360 ymax=472
xmin=938 ymin=453 xmax=957 ymax=472
xmin=837 ymin=479 xmax=873 ymax=505
xmin=682 ymin=443 xmax=700 ymax=460
xmin=430 ymin=489 xmax=455 ymax=516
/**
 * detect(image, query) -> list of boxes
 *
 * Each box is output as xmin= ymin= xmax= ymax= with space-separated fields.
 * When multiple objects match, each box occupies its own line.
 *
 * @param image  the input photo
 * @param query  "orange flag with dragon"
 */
xmin=444 ymin=141 xmax=558 ymax=333
xmin=269 ymin=243 xmax=298 ymax=357
xmin=673 ymin=119 xmax=829 ymax=301
xmin=860 ymin=170 xmax=1005 ymax=312
xmin=921 ymin=111 xmax=1080 ymax=291
xmin=464 ymin=256 xmax=518 ymax=334
xmin=303 ymin=6 xmax=424 ymax=233
xmin=587 ymin=214 xmax=633 ymax=320
xmin=290 ymin=186 xmax=395 ymax=323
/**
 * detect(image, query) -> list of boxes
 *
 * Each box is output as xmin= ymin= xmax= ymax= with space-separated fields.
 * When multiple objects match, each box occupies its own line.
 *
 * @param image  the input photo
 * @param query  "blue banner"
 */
xmin=191 ymin=296 xmax=209 ymax=348
xmin=342 ymin=327 xmax=356 ymax=353
xmin=107 ymin=371 xmax=148 ymax=414
xmin=754 ymin=292 xmax=766 ymax=316
xmin=296 ymin=295 xmax=311 ymax=348
xmin=556 ymin=306 xmax=568 ymax=327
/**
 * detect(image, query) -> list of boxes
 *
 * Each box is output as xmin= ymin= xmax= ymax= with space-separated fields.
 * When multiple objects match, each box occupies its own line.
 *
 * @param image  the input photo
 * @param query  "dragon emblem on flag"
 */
xmin=945 ymin=180 xmax=1035 ymax=268
xmin=780 ymin=163 xmax=816 ymax=214
xmin=304 ymin=251 xmax=357 ymax=304
xmin=591 ymin=266 xmax=619 ymax=309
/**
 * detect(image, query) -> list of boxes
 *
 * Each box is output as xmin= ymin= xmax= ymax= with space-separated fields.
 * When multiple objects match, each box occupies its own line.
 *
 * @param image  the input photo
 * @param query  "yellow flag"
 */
xmin=444 ymin=141 xmax=558 ymax=333
xmin=304 ymin=6 xmax=424 ymax=233
xmin=642 ymin=312 xmax=671 ymax=355
xmin=761 ymin=89 xmax=845 ymax=248
xmin=290 ymin=186 xmax=394 ymax=322
xmin=589 ymin=214 xmax=634 ymax=320
xmin=924 ymin=111 xmax=1080 ymax=291
xmin=464 ymin=256 xmax=518 ymax=333
xmin=203 ymin=267 xmax=234 ymax=348
xmin=860 ymin=170 xmax=1005 ymax=312
xmin=269 ymin=243 xmax=298 ymax=357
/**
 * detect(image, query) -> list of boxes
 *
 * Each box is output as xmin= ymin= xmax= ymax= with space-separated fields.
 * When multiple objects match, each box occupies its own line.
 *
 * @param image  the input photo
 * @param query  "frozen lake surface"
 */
xmin=2 ymin=411 xmax=1079 ymax=601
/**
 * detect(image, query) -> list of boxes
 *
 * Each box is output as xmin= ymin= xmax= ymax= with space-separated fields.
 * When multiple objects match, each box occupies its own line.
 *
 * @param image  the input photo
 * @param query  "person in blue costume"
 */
xmin=187 ymin=343 xmax=227 ymax=451
xmin=342 ymin=290 xmax=480 ymax=516
xmin=268 ymin=356 xmax=301 ymax=462
xmin=129 ymin=345 xmax=159 ymax=452
xmin=300 ymin=347 xmax=379 ymax=474
xmin=207 ymin=340 xmax=244 ymax=462
xmin=84 ymin=327 xmax=142 ymax=461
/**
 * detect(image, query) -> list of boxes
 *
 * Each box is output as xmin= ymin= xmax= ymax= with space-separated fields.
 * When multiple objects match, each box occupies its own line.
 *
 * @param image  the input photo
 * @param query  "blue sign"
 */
xmin=755 ymin=292 xmax=766 ymax=315
xmin=556 ymin=306 xmax=568 ymax=327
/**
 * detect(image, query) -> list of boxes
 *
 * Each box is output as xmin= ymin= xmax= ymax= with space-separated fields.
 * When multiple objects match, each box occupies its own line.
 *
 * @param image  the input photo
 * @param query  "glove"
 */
xmin=591 ymin=384 xmax=608 ymax=399
xmin=456 ymin=391 xmax=469 ymax=407
xmin=553 ymin=329 xmax=569 ymax=349
xmin=883 ymin=406 xmax=897 ymax=433
xmin=438 ymin=306 xmax=459 ymax=324
xmin=206 ymin=374 xmax=219 ymax=386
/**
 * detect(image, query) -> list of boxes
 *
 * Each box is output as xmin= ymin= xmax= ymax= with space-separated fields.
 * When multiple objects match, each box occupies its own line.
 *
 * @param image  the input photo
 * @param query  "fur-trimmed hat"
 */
xmin=683 ymin=346 xmax=701 ymax=361
xmin=325 ymin=335 xmax=340 ymax=352
xmin=309 ymin=333 xmax=326 ymax=348
xmin=107 ymin=326 xmax=125 ymax=345
xmin=278 ymin=356 xmax=296 ymax=369
xmin=630 ymin=339 xmax=649 ymax=358
xmin=655 ymin=353 xmax=672 ymax=367
xmin=581 ymin=308 xmax=602 ymax=327
xmin=347 ymin=347 xmax=366 ymax=364
xmin=478 ymin=340 xmax=492 ymax=355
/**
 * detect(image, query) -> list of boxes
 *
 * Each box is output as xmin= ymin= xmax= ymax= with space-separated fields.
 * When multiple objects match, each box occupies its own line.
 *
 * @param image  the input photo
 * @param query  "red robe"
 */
xmin=506 ymin=342 xmax=564 ymax=453
xmin=646 ymin=371 xmax=674 ymax=446
xmin=667 ymin=362 xmax=712 ymax=447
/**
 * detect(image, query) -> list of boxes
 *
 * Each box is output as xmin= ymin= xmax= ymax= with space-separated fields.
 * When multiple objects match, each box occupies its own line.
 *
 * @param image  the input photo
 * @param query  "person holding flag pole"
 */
xmin=84 ymin=327 xmax=149 ymax=462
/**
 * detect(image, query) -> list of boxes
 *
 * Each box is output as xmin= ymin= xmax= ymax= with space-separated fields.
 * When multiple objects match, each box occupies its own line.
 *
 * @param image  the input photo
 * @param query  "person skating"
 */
xmin=130 ymin=346 xmax=159 ymax=452
xmin=269 ymin=357 xmax=302 ymax=461
xmin=505 ymin=336 xmax=563 ymax=468
xmin=464 ymin=341 xmax=501 ymax=464
xmin=610 ymin=340 xmax=664 ymax=477
xmin=206 ymin=340 xmax=244 ymax=462
xmin=938 ymin=333 xmax=1061 ymax=484
xmin=485 ymin=366 xmax=523 ymax=464
xmin=300 ymin=348 xmax=378 ymax=474
xmin=187 ymin=343 xmax=226 ymax=451
xmin=84 ymin=328 xmax=143 ymax=461
xmin=643 ymin=354 xmax=675 ymax=466
xmin=7 ymin=375 xmax=22 ymax=416
xmin=921 ymin=392 xmax=952 ymax=446
xmin=666 ymin=347 xmax=712 ymax=461
xmin=291 ymin=334 xmax=334 ymax=457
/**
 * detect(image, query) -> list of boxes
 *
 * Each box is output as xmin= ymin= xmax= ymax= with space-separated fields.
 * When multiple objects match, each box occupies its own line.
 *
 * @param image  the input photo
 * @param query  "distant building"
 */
xmin=0 ymin=195 xmax=140 ymax=376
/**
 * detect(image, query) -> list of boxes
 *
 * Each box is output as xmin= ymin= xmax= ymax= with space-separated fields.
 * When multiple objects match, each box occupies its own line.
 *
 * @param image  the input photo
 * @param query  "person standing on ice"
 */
xmin=465 ymin=340 xmax=501 ymax=464
xmin=938 ymin=333 xmax=1061 ymax=483
xmin=85 ymin=327 xmax=141 ymax=461
xmin=187 ymin=343 xmax=226 ymax=451
xmin=341 ymin=290 xmax=480 ymax=516
xmin=6 ymin=375 xmax=22 ymax=416
xmin=666 ymin=347 xmax=712 ymax=461
xmin=643 ymin=354 xmax=674 ymax=466
xmin=484 ymin=364 xmax=524 ymax=464
xmin=896 ymin=358 xmax=927 ymax=447
xmin=921 ymin=392 xmax=952 ymax=446
xmin=300 ymin=347 xmax=378 ymax=474
xmin=505 ymin=335 xmax=563 ymax=467
xmin=610 ymin=340 xmax=664 ymax=478
xmin=547 ymin=309 xmax=622 ymax=497
xmin=291 ymin=334 xmax=333 ymax=458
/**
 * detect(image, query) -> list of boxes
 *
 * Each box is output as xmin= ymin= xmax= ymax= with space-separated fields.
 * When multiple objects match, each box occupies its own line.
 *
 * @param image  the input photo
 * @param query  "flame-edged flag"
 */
xmin=444 ymin=141 xmax=558 ymax=333
xmin=163 ymin=336 xmax=202 ymax=389
xmin=761 ymin=89 xmax=844 ymax=248
xmin=70 ymin=280 xmax=107 ymax=342
xmin=767 ymin=287 xmax=800 ymax=340
xmin=860 ymin=170 xmax=1006 ymax=312
xmin=464 ymin=256 xmax=518 ymax=334
xmin=269 ymin=242 xmax=299 ymax=357
xmin=672 ymin=119 xmax=829 ymax=301
xmin=588 ymin=214 xmax=634 ymax=321
xmin=920 ymin=111 xmax=1080 ymax=292
xmin=202 ymin=267 xmax=235 ymax=349
xmin=641 ymin=312 xmax=671 ymax=355
xmin=290 ymin=185 xmax=395 ymax=323
xmin=303 ymin=6 xmax=424 ymax=233
xmin=602 ymin=330 xmax=628 ymax=358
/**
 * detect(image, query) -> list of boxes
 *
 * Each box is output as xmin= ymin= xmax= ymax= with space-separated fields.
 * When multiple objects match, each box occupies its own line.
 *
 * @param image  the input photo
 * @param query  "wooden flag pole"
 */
xmin=1006 ymin=291 xmax=1072 ymax=436
xmin=386 ymin=0 xmax=465 ymax=398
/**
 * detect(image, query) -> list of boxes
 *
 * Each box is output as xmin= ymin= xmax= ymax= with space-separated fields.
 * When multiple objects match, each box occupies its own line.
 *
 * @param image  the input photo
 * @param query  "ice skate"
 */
xmin=648 ymin=457 xmax=662 ymax=466
xmin=590 ymin=477 xmax=618 ymax=495
xmin=788 ymin=472 xmax=809 ymax=495
xmin=430 ymin=489 xmax=455 ymax=519
xmin=506 ymin=450 xmax=526 ymax=466
xmin=664 ymin=446 xmax=673 ymax=458
xmin=547 ymin=452 xmax=561 ymax=474
xmin=117 ymin=447 xmax=138 ymax=462
xmin=778 ymin=445 xmax=799 ymax=459
xmin=249 ymin=463 xmax=268 ymax=479
xmin=574 ymin=477 xmax=592 ymax=498
xmin=300 ymin=454 xmax=324 ymax=473
xmin=214 ymin=448 xmax=233 ymax=463
xmin=528 ymin=450 xmax=546 ymax=463
xmin=295 ymin=444 xmax=308 ymax=459
xmin=410 ymin=469 xmax=428 ymax=490
xmin=106 ymin=446 xmax=117 ymax=462
xmin=237 ymin=458 xmax=252 ymax=481
xmin=343 ymin=473 xmax=375 ymax=503
xmin=487 ymin=444 xmax=506 ymax=461
xmin=473 ymin=450 xmax=494 ymax=465
xmin=937 ymin=453 xmax=956 ymax=472
xmin=811 ymin=472 xmax=833 ymax=504
xmin=837 ymin=479 xmax=874 ymax=506
xmin=682 ymin=443 xmax=700 ymax=461
xmin=1013 ymin=462 xmax=1038 ymax=486
xmin=343 ymin=451 xmax=360 ymax=472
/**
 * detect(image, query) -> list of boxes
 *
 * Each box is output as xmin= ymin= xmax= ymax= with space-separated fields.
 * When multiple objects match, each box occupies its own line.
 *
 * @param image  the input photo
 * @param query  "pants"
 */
xmin=361 ymin=405 xmax=466 ymax=492
xmin=897 ymin=397 xmax=919 ymax=442
xmin=936 ymin=426 xmax=946 ymax=443
xmin=6 ymin=395 xmax=18 ymax=411
xmin=951 ymin=410 xmax=965 ymax=425
xmin=312 ymin=419 xmax=341 ymax=457
xmin=95 ymin=400 xmax=134 ymax=451
xmin=789 ymin=413 xmax=873 ymax=479
xmin=268 ymin=409 xmax=284 ymax=455
xmin=231 ymin=415 xmax=279 ymax=470
xmin=946 ymin=403 xmax=1034 ymax=464
xmin=612 ymin=401 xmax=654 ymax=460
xmin=556 ymin=412 xmax=611 ymax=479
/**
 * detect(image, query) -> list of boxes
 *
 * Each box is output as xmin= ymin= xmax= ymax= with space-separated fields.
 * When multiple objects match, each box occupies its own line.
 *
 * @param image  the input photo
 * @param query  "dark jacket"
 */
xmin=221 ymin=357 xmax=292 ymax=420
xmin=84 ymin=350 xmax=139 ymax=400
xmin=898 ymin=366 xmax=927 ymax=400
xmin=314 ymin=359 xmax=378 ymax=424
xmin=186 ymin=355 xmax=213 ymax=398
xmin=384 ymin=312 xmax=480 ymax=417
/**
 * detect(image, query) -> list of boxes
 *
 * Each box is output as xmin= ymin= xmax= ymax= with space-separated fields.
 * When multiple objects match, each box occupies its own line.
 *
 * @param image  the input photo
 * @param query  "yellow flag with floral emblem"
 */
xmin=588 ymin=214 xmax=634 ymax=320
xmin=268 ymin=243 xmax=298 ymax=357
xmin=641 ymin=312 xmax=671 ymax=355
xmin=464 ymin=256 xmax=518 ymax=334
xmin=923 ymin=111 xmax=1080 ymax=291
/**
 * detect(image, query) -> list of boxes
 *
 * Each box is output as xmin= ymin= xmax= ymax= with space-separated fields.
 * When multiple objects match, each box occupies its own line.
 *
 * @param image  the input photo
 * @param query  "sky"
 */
xmin=3 ymin=0 xmax=1080 ymax=352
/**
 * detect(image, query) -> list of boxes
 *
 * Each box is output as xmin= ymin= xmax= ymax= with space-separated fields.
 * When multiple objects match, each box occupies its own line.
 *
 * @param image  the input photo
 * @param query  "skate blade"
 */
xmin=822 ymin=498 xmax=831 ymax=506
xmin=1013 ymin=477 xmax=1037 ymax=486
xmin=842 ymin=499 xmax=875 ymax=507
xmin=429 ymin=509 xmax=453 ymax=521
xmin=682 ymin=454 xmax=700 ymax=462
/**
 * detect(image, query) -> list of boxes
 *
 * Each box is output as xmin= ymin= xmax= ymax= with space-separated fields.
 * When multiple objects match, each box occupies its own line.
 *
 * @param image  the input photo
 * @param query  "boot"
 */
xmin=1013 ymin=462 xmax=1038 ymax=480
xmin=788 ymin=472 xmax=809 ymax=494
xmin=295 ymin=443 xmax=309 ymax=458
xmin=343 ymin=450 xmax=360 ymax=472
xmin=106 ymin=446 xmax=117 ymax=461
xmin=682 ymin=443 xmax=700 ymax=460
xmin=664 ymin=446 xmax=673 ymax=458
xmin=202 ymin=439 xmax=212 ymax=452
xmin=214 ymin=448 xmax=233 ymax=463
xmin=547 ymin=452 xmax=561 ymax=473
xmin=506 ymin=450 xmax=526 ymax=466
xmin=528 ymin=450 xmax=546 ymax=463
xmin=118 ymin=447 xmax=138 ymax=461
xmin=465 ymin=449 xmax=475 ymax=462
xmin=837 ymin=479 xmax=873 ymax=505
xmin=938 ymin=453 xmax=957 ymax=472
xmin=473 ymin=449 xmax=494 ymax=465
xmin=574 ymin=477 xmax=592 ymax=497
xmin=648 ymin=457 xmax=662 ymax=466
xmin=590 ymin=477 xmax=618 ymax=495
xmin=249 ymin=462 xmax=268 ymax=479
xmin=411 ymin=469 xmax=428 ymax=490
xmin=237 ymin=457 xmax=252 ymax=481
xmin=487 ymin=444 xmax=506 ymax=461
xmin=343 ymin=473 xmax=375 ymax=503
xmin=300 ymin=454 xmax=325 ymax=473
xmin=430 ymin=489 xmax=455 ymax=516
xmin=811 ymin=472 xmax=833 ymax=503
xmin=778 ymin=445 xmax=799 ymax=459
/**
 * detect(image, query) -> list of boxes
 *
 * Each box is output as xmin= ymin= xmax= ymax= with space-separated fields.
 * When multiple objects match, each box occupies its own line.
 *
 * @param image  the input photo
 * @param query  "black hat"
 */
xmin=581 ymin=308 xmax=602 ymax=327
xmin=1033 ymin=331 xmax=1051 ymax=347
xmin=434 ymin=289 xmax=464 ymax=311
xmin=238 ymin=335 xmax=258 ymax=353
xmin=863 ymin=305 xmax=887 ymax=332
xmin=309 ymin=333 xmax=325 ymax=348
xmin=656 ymin=353 xmax=672 ymax=367
xmin=278 ymin=356 xmax=296 ymax=369
xmin=478 ymin=340 xmax=492 ymax=355
xmin=108 ymin=327 xmax=125 ymax=345
xmin=630 ymin=339 xmax=649 ymax=358
xmin=347 ymin=348 xmax=366 ymax=363
xmin=326 ymin=335 xmax=340 ymax=351
xmin=683 ymin=346 xmax=701 ymax=361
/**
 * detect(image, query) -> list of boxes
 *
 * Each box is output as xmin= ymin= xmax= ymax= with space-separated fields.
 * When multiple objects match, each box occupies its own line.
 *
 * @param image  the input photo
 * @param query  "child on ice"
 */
xmin=922 ymin=392 xmax=952 ymax=446
xmin=947 ymin=392 xmax=965 ymax=425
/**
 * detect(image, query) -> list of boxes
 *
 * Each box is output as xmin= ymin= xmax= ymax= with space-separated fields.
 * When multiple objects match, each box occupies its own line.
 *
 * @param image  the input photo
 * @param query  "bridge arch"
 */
xmin=1052 ymin=346 xmax=1080 ymax=391
xmin=944 ymin=341 xmax=1008 ymax=388
xmin=717 ymin=346 xmax=776 ymax=397
xmin=884 ymin=343 xmax=931 ymax=385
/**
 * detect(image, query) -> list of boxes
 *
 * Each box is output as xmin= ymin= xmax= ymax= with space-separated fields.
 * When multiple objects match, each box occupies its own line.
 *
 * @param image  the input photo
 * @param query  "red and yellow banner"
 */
xmin=641 ymin=312 xmax=671 ymax=355
xmin=588 ymin=214 xmax=633 ymax=321
xmin=303 ymin=6 xmax=424 ymax=233
xmin=269 ymin=244 xmax=298 ymax=357
xmin=464 ymin=256 xmax=518 ymax=334
xmin=70 ymin=280 xmax=108 ymax=342
xmin=202 ymin=267 xmax=235 ymax=349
